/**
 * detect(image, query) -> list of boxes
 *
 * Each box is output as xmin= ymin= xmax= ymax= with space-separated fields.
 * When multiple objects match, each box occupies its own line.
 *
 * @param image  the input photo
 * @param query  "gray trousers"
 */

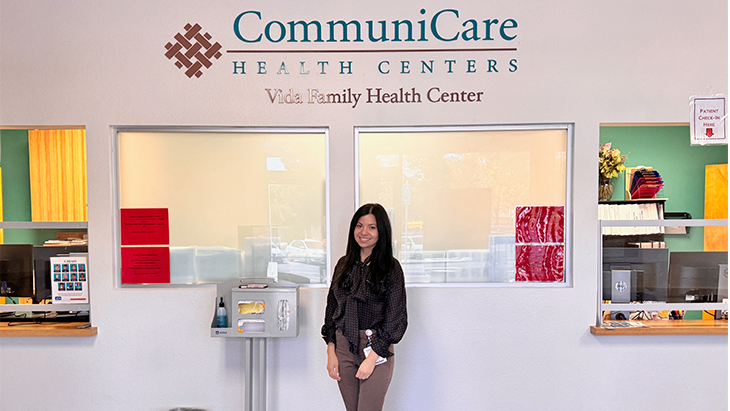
xmin=335 ymin=330 xmax=395 ymax=411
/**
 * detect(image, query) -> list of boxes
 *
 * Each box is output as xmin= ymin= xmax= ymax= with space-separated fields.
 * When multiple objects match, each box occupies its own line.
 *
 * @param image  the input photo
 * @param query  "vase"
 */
xmin=598 ymin=178 xmax=615 ymax=202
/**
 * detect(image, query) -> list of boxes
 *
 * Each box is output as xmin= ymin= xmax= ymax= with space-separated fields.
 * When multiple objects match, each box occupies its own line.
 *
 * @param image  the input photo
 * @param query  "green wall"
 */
xmin=1 ymin=130 xmax=33 ymax=244
xmin=600 ymin=125 xmax=728 ymax=251
xmin=1 ymin=130 xmax=31 ymax=221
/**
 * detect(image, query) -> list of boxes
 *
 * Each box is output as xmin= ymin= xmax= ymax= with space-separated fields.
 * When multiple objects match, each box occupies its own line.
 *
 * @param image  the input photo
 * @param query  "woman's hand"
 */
xmin=355 ymin=352 xmax=378 ymax=380
xmin=326 ymin=343 xmax=340 ymax=381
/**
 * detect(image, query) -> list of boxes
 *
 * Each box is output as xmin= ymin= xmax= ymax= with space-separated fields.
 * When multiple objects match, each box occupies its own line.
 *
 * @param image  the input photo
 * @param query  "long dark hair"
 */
xmin=332 ymin=203 xmax=395 ymax=292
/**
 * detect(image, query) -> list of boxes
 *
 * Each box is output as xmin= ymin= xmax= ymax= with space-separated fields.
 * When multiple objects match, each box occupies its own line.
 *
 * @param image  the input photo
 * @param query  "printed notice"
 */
xmin=50 ymin=256 xmax=89 ymax=304
xmin=121 ymin=247 xmax=170 ymax=284
xmin=690 ymin=95 xmax=728 ymax=146
xmin=120 ymin=208 xmax=170 ymax=246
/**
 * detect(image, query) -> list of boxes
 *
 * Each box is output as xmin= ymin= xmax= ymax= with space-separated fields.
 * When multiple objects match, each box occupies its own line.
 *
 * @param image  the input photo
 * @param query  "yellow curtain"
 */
xmin=28 ymin=130 xmax=88 ymax=222
xmin=0 ymin=167 xmax=4 ymax=243
xmin=704 ymin=164 xmax=728 ymax=251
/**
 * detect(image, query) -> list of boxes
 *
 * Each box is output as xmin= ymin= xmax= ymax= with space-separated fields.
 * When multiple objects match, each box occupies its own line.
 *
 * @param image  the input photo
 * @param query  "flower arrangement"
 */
xmin=599 ymin=142 xmax=627 ymax=180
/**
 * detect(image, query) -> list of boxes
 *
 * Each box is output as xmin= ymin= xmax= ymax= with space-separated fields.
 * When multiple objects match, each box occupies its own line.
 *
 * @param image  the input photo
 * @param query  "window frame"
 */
xmin=111 ymin=126 xmax=331 ymax=289
xmin=354 ymin=124 xmax=574 ymax=288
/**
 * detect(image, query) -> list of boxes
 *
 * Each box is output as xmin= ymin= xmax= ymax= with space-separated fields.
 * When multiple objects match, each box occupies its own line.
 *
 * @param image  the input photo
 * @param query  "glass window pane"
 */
xmin=117 ymin=129 xmax=327 ymax=285
xmin=357 ymin=126 xmax=570 ymax=284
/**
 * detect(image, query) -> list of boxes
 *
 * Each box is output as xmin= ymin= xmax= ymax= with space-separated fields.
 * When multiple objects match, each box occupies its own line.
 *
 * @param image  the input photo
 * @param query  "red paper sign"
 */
xmin=121 ymin=247 xmax=170 ymax=284
xmin=121 ymin=208 xmax=170 ymax=246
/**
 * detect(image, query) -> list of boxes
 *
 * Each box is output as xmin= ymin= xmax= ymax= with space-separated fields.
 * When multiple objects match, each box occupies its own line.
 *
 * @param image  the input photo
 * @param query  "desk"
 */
xmin=0 ymin=322 xmax=97 ymax=337
xmin=590 ymin=320 xmax=728 ymax=336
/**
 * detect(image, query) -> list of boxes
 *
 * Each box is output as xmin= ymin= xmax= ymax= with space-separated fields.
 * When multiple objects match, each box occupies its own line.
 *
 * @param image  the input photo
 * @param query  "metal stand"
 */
xmin=211 ymin=278 xmax=299 ymax=411
xmin=244 ymin=337 xmax=267 ymax=411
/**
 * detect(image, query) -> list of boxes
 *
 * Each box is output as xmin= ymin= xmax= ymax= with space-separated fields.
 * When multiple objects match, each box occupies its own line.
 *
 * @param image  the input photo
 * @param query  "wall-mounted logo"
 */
xmin=165 ymin=23 xmax=222 ymax=78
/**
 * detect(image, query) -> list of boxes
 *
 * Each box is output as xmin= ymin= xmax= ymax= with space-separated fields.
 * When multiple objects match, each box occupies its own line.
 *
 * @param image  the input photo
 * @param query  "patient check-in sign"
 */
xmin=120 ymin=208 xmax=170 ymax=284
xmin=690 ymin=95 xmax=728 ymax=146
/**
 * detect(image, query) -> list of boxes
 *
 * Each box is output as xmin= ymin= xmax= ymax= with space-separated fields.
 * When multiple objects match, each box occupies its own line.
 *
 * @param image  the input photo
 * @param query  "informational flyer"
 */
xmin=120 ymin=208 xmax=170 ymax=246
xmin=50 ymin=255 xmax=89 ymax=304
xmin=121 ymin=247 xmax=170 ymax=284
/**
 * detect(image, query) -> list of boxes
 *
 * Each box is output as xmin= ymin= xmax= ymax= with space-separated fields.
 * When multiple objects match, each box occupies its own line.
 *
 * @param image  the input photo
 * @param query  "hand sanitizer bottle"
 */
xmin=216 ymin=297 xmax=227 ymax=328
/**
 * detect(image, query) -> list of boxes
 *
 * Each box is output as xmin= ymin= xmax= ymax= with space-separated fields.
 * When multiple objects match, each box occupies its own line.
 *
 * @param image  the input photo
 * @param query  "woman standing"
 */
xmin=322 ymin=203 xmax=408 ymax=411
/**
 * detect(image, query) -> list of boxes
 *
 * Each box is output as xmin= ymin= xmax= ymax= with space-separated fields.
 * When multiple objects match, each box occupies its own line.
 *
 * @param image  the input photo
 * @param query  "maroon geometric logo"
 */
xmin=165 ymin=23 xmax=222 ymax=78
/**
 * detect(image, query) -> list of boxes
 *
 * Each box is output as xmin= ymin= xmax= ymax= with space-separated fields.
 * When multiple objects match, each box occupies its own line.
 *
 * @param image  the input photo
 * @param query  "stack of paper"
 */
xmin=630 ymin=169 xmax=664 ymax=199
xmin=598 ymin=202 xmax=664 ymax=235
xmin=44 ymin=239 xmax=88 ymax=246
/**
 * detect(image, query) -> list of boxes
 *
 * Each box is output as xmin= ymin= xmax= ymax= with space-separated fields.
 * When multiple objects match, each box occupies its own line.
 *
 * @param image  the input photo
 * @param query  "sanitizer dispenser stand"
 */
xmin=211 ymin=277 xmax=299 ymax=411
xmin=244 ymin=337 xmax=267 ymax=411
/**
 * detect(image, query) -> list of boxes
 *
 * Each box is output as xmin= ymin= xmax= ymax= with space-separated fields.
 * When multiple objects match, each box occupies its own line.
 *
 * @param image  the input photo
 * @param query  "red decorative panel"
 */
xmin=515 ymin=206 xmax=564 ymax=244
xmin=515 ymin=245 xmax=564 ymax=282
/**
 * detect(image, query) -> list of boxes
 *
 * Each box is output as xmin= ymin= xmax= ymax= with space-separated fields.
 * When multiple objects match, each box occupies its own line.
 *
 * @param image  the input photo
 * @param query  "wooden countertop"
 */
xmin=591 ymin=320 xmax=727 ymax=336
xmin=0 ymin=322 xmax=97 ymax=337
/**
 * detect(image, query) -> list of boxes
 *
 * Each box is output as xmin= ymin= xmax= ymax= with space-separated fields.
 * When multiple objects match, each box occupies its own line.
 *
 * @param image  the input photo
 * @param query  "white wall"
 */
xmin=0 ymin=1 xmax=727 ymax=411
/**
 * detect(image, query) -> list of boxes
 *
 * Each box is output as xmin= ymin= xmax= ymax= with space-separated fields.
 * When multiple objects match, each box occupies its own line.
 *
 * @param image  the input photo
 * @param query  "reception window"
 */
xmin=115 ymin=128 xmax=328 ymax=286
xmin=0 ymin=127 xmax=89 ymax=306
xmin=356 ymin=125 xmax=573 ymax=285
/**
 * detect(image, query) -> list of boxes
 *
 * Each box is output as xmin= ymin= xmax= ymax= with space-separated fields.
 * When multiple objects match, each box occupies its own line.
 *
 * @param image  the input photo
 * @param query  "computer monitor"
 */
xmin=667 ymin=251 xmax=728 ymax=303
xmin=602 ymin=247 xmax=669 ymax=302
xmin=33 ymin=245 xmax=88 ymax=303
xmin=0 ymin=244 xmax=35 ymax=299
